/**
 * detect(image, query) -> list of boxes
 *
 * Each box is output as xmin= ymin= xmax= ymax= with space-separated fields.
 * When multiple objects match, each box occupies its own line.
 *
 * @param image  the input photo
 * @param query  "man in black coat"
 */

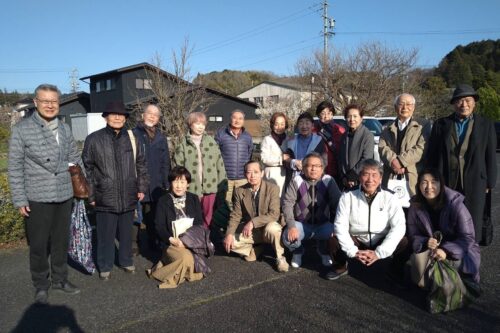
xmin=426 ymin=84 xmax=497 ymax=243
xmin=82 ymin=102 xmax=149 ymax=280
xmin=132 ymin=104 xmax=171 ymax=253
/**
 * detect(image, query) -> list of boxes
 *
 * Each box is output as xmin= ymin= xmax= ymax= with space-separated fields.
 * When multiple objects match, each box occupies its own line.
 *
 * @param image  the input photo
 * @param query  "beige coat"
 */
xmin=226 ymin=180 xmax=281 ymax=235
xmin=378 ymin=119 xmax=425 ymax=196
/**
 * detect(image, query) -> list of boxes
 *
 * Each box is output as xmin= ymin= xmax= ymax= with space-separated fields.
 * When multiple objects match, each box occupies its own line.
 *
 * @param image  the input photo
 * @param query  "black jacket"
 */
xmin=426 ymin=113 xmax=497 ymax=239
xmin=154 ymin=191 xmax=203 ymax=246
xmin=133 ymin=124 xmax=171 ymax=202
xmin=82 ymin=126 xmax=149 ymax=213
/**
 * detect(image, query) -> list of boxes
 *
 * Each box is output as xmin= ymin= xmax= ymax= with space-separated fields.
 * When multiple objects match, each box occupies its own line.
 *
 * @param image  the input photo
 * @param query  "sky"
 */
xmin=1 ymin=0 xmax=499 ymax=94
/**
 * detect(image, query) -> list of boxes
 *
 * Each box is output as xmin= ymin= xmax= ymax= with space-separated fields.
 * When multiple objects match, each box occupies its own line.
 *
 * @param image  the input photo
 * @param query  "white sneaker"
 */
xmin=320 ymin=254 xmax=333 ymax=267
xmin=291 ymin=253 xmax=303 ymax=268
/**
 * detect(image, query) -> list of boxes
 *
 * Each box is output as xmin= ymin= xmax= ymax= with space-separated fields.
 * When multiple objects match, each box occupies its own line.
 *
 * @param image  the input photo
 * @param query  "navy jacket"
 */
xmin=133 ymin=124 xmax=171 ymax=202
xmin=215 ymin=125 xmax=253 ymax=180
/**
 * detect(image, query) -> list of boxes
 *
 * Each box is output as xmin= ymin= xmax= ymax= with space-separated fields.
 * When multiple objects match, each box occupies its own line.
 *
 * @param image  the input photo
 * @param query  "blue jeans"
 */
xmin=282 ymin=222 xmax=334 ymax=253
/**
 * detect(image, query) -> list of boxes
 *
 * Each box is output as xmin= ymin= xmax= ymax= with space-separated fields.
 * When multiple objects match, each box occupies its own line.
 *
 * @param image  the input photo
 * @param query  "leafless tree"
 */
xmin=130 ymin=38 xmax=214 ymax=150
xmin=296 ymin=42 xmax=419 ymax=115
xmin=255 ymin=95 xmax=308 ymax=137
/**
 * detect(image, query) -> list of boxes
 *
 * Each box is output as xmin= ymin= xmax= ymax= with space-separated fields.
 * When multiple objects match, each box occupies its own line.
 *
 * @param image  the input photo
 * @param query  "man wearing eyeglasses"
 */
xmin=379 ymin=93 xmax=426 ymax=197
xmin=427 ymin=84 xmax=497 ymax=244
xmin=281 ymin=152 xmax=341 ymax=269
xmin=8 ymin=84 xmax=82 ymax=304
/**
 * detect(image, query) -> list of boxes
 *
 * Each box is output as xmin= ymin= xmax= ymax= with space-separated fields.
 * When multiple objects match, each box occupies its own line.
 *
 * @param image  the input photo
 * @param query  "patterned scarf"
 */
xmin=170 ymin=193 xmax=187 ymax=219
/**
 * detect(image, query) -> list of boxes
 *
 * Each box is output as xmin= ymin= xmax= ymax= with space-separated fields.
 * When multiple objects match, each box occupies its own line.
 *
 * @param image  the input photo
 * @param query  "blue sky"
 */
xmin=1 ymin=0 xmax=499 ymax=93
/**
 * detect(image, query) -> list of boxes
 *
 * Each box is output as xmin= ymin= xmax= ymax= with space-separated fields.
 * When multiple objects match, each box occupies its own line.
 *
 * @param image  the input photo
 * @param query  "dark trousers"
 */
xmin=25 ymin=199 xmax=73 ymax=290
xmin=96 ymin=211 xmax=134 ymax=273
xmin=132 ymin=202 xmax=158 ymax=249
xmin=329 ymin=235 xmax=410 ymax=277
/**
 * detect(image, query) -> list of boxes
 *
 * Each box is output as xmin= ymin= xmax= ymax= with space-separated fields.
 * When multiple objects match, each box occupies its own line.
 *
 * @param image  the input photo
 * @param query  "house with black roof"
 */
xmin=80 ymin=63 xmax=261 ymax=138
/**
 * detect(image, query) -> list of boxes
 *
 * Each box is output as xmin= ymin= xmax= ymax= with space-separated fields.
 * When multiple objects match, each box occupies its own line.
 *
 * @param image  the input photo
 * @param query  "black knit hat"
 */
xmin=450 ymin=84 xmax=479 ymax=104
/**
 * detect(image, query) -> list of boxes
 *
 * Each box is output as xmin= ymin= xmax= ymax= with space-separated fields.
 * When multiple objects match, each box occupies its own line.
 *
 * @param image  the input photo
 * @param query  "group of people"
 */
xmin=8 ymin=83 xmax=496 ymax=305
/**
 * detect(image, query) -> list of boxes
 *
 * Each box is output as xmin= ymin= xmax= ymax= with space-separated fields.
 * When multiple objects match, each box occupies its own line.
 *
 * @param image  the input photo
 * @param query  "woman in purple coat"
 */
xmin=407 ymin=168 xmax=480 ymax=284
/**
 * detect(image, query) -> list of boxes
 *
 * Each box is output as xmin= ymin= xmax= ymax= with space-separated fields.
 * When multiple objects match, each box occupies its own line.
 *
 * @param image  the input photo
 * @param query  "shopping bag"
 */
xmin=172 ymin=217 xmax=194 ymax=238
xmin=387 ymin=175 xmax=411 ymax=208
xmin=68 ymin=199 xmax=96 ymax=274
xmin=426 ymin=259 xmax=472 ymax=314
xmin=410 ymin=250 xmax=432 ymax=288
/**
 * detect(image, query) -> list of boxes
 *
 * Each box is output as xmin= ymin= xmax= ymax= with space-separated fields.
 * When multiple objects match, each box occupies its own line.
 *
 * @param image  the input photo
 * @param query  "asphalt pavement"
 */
xmin=1 ymin=154 xmax=499 ymax=333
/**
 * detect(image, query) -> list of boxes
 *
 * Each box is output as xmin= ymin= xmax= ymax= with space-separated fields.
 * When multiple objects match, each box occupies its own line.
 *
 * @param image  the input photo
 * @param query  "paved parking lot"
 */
xmin=1 ymin=155 xmax=499 ymax=333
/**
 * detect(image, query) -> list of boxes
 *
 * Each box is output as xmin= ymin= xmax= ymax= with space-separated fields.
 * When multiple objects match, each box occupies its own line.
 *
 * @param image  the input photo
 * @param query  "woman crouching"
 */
xmin=407 ymin=168 xmax=480 ymax=286
xmin=148 ymin=166 xmax=214 ymax=288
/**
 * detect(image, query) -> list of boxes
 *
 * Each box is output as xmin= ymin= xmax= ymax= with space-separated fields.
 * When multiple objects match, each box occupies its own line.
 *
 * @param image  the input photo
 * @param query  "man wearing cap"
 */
xmin=427 ymin=84 xmax=497 ymax=242
xmin=82 ymin=102 xmax=149 ymax=280
xmin=8 ymin=84 xmax=82 ymax=304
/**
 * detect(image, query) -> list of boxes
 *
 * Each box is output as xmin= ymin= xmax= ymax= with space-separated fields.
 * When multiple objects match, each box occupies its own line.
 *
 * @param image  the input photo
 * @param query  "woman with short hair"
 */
xmin=174 ymin=112 xmax=227 ymax=228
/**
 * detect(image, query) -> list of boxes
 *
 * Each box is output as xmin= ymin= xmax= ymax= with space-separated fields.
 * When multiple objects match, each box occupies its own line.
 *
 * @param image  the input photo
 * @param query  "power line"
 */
xmin=336 ymin=29 xmax=500 ymax=36
xmin=192 ymin=3 xmax=322 ymax=56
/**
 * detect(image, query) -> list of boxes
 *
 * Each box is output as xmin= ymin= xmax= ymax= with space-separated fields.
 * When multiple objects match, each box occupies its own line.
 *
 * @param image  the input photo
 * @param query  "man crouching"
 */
xmin=327 ymin=159 xmax=409 ymax=284
xmin=223 ymin=160 xmax=289 ymax=272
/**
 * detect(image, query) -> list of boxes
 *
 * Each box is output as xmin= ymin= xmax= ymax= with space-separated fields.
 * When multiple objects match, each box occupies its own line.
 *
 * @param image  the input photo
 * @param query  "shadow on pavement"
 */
xmin=11 ymin=303 xmax=84 ymax=333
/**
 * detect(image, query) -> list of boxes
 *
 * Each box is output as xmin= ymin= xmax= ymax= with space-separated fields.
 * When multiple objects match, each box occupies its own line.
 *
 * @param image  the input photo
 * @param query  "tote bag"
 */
xmin=387 ymin=174 xmax=411 ymax=208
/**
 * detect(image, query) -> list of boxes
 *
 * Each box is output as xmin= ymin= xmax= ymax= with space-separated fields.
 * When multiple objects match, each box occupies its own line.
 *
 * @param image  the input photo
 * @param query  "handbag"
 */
xmin=68 ymin=164 xmax=89 ymax=199
xmin=426 ymin=259 xmax=472 ymax=314
xmin=387 ymin=174 xmax=411 ymax=208
xmin=68 ymin=199 xmax=95 ymax=274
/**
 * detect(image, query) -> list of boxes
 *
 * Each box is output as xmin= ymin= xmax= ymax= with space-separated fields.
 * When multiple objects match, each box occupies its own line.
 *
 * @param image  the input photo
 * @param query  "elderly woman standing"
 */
xmin=338 ymin=104 xmax=374 ymax=191
xmin=260 ymin=112 xmax=289 ymax=197
xmin=407 ymin=168 xmax=480 ymax=285
xmin=174 ymin=112 xmax=227 ymax=228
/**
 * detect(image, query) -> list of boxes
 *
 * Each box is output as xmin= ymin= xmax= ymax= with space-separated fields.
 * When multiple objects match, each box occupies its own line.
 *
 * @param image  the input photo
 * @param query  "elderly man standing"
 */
xmin=8 ymin=84 xmax=81 ymax=304
xmin=282 ymin=152 xmax=341 ymax=268
xmin=223 ymin=160 xmax=288 ymax=272
xmin=215 ymin=110 xmax=253 ymax=210
xmin=83 ymin=102 xmax=149 ymax=280
xmin=427 ymin=84 xmax=497 ymax=243
xmin=379 ymin=93 xmax=426 ymax=196
xmin=326 ymin=159 xmax=408 ymax=283
xmin=132 ymin=103 xmax=171 ymax=253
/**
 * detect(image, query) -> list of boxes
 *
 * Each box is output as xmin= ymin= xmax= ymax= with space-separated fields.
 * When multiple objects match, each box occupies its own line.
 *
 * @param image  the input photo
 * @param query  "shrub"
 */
xmin=0 ymin=172 xmax=24 ymax=243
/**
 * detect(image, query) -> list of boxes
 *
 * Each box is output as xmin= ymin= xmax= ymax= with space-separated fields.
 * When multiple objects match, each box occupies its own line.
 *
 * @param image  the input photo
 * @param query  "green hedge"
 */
xmin=0 ymin=173 xmax=24 ymax=243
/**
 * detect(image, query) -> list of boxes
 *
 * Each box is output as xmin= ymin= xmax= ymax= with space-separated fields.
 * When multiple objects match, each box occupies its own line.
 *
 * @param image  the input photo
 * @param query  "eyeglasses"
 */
xmin=454 ymin=97 xmax=475 ymax=105
xmin=397 ymin=102 xmax=414 ymax=108
xmin=36 ymin=98 xmax=59 ymax=106
xmin=305 ymin=164 xmax=323 ymax=169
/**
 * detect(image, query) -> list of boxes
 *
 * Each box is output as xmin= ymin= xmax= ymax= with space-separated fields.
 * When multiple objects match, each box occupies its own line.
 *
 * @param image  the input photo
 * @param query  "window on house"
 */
xmin=95 ymin=78 xmax=116 ymax=92
xmin=268 ymin=95 xmax=279 ymax=103
xmin=209 ymin=116 xmax=223 ymax=122
xmin=254 ymin=96 xmax=264 ymax=106
xmin=136 ymin=78 xmax=153 ymax=90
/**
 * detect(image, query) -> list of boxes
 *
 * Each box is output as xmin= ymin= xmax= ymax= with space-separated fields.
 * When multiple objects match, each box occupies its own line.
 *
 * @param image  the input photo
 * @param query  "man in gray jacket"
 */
xmin=8 ymin=84 xmax=81 ymax=304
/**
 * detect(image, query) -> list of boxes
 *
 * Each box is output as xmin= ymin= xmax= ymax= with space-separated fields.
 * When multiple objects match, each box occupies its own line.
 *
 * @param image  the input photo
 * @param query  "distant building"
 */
xmin=80 ymin=62 xmax=260 ymax=140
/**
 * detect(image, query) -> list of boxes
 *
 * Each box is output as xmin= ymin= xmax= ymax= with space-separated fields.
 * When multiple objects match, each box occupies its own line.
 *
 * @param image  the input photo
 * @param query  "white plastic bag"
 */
xmin=387 ymin=175 xmax=411 ymax=208
xmin=172 ymin=217 xmax=194 ymax=238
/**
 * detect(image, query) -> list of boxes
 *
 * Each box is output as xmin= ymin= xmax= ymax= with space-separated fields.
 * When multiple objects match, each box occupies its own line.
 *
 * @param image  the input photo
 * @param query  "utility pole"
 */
xmin=322 ymin=0 xmax=335 ymax=97
xmin=69 ymin=68 xmax=79 ymax=93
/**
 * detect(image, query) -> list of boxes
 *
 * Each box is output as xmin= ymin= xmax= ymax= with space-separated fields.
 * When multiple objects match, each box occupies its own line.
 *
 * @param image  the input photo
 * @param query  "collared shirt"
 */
xmin=397 ymin=117 xmax=411 ymax=131
xmin=454 ymin=113 xmax=474 ymax=145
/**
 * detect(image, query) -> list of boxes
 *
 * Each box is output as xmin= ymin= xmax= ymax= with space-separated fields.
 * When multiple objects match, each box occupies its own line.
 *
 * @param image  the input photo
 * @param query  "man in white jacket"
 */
xmin=326 ymin=159 xmax=409 ymax=283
